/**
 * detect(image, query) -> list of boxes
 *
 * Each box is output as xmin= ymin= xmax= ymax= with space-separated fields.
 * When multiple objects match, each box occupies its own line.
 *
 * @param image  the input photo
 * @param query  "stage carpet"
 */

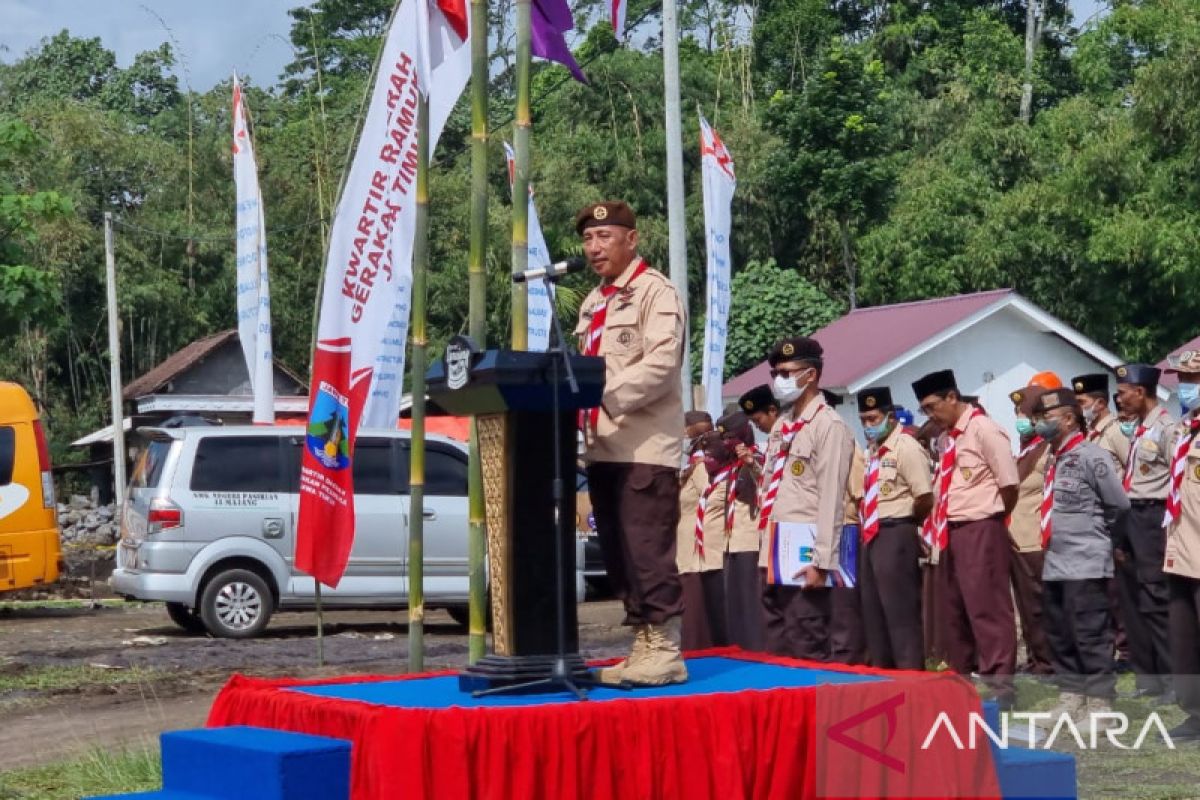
xmin=208 ymin=649 xmax=1001 ymax=800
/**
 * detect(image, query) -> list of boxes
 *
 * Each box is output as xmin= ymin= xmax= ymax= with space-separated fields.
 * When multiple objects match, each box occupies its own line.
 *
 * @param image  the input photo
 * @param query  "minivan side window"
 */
xmin=191 ymin=437 xmax=287 ymax=493
xmin=0 ymin=427 xmax=13 ymax=486
xmin=425 ymin=445 xmax=468 ymax=496
xmin=352 ymin=438 xmax=409 ymax=495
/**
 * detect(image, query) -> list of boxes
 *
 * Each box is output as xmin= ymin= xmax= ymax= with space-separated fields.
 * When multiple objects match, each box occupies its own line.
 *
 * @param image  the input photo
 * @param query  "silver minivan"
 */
xmin=111 ymin=425 xmax=582 ymax=638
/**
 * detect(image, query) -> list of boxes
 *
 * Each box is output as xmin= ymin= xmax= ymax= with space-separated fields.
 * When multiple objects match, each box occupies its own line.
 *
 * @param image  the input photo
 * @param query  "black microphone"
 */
xmin=512 ymin=256 xmax=587 ymax=283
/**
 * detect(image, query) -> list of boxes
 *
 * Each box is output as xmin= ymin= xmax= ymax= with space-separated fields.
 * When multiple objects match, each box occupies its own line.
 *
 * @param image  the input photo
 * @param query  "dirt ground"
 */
xmin=0 ymin=599 xmax=631 ymax=769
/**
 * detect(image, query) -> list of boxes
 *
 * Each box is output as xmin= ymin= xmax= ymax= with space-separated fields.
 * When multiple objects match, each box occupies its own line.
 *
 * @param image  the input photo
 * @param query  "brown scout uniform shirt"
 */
xmin=875 ymin=426 xmax=933 ymax=520
xmin=1165 ymin=411 xmax=1200 ymax=579
xmin=757 ymin=393 xmax=854 ymax=570
xmin=1090 ymin=411 xmax=1128 ymax=471
xmin=844 ymin=445 xmax=865 ymax=526
xmin=946 ymin=406 xmax=1020 ymax=523
xmin=1009 ymin=443 xmax=1050 ymax=553
xmin=676 ymin=462 xmax=724 ymax=573
xmin=1126 ymin=404 xmax=1175 ymax=500
xmin=575 ymin=259 xmax=685 ymax=469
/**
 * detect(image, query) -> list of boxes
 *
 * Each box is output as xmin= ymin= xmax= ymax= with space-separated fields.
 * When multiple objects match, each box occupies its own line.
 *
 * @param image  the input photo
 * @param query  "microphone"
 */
xmin=512 ymin=256 xmax=587 ymax=283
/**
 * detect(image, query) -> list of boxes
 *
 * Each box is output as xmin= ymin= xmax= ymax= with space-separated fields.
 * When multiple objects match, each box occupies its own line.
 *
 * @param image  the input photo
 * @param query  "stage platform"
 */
xmin=206 ymin=648 xmax=1027 ymax=800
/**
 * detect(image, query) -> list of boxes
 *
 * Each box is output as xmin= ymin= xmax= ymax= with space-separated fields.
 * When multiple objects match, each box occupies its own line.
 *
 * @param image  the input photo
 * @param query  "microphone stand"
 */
xmin=473 ymin=275 xmax=623 ymax=700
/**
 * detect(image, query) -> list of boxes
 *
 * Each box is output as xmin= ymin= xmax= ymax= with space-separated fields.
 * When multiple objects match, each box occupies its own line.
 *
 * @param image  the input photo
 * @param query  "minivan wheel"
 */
xmin=199 ymin=568 xmax=274 ymax=639
xmin=165 ymin=602 xmax=207 ymax=634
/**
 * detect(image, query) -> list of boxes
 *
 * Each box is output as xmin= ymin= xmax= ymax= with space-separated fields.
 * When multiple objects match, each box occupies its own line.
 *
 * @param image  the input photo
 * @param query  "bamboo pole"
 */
xmin=466 ymin=0 xmax=490 ymax=665
xmin=511 ymin=0 xmax=532 ymax=350
xmin=408 ymin=94 xmax=431 ymax=673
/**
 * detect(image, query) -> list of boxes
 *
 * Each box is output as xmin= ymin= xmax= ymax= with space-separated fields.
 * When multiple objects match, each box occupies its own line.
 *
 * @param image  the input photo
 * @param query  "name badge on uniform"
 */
xmin=881 ymin=458 xmax=898 ymax=468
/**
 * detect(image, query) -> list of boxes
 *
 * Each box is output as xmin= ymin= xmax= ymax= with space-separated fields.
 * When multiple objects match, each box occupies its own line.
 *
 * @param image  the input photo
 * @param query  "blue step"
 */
xmin=992 ymin=739 xmax=1077 ymax=800
xmin=85 ymin=727 xmax=351 ymax=800
xmin=85 ymin=793 xmax=209 ymax=800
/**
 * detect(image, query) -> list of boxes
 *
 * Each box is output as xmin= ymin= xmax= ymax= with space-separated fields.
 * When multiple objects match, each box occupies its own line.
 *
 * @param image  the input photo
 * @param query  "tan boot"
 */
xmin=596 ymin=625 xmax=649 ymax=684
xmin=621 ymin=617 xmax=688 ymax=686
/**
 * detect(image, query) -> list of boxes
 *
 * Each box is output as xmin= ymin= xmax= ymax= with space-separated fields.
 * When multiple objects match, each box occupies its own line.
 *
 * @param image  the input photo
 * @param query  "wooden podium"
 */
xmin=426 ymin=341 xmax=604 ymax=690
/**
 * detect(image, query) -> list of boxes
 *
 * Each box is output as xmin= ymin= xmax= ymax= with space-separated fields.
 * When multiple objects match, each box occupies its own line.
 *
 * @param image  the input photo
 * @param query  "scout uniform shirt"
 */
xmin=1090 ymin=411 xmax=1128 ymax=471
xmin=1009 ymin=441 xmax=1050 ymax=553
xmin=874 ymin=426 xmax=933 ymax=520
xmin=946 ymin=407 xmax=1020 ymax=522
xmin=1165 ymin=411 xmax=1200 ymax=579
xmin=725 ymin=465 xmax=761 ymax=555
xmin=844 ymin=445 xmax=865 ymax=527
xmin=574 ymin=259 xmax=685 ymax=468
xmin=676 ymin=461 xmax=724 ymax=573
xmin=757 ymin=393 xmax=855 ymax=570
xmin=1044 ymin=440 xmax=1130 ymax=581
xmin=1126 ymin=404 xmax=1175 ymax=500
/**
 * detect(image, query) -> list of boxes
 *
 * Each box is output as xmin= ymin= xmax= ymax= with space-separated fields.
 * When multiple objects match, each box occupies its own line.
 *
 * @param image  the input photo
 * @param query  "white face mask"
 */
xmin=1083 ymin=406 xmax=1096 ymax=426
xmin=772 ymin=368 xmax=812 ymax=404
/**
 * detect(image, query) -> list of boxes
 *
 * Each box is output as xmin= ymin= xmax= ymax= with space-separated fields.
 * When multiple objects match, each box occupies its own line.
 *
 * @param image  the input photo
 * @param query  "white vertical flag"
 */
xmin=611 ymin=0 xmax=627 ymax=41
xmin=699 ymin=114 xmax=736 ymax=421
xmin=504 ymin=142 xmax=554 ymax=352
xmin=232 ymin=74 xmax=275 ymax=424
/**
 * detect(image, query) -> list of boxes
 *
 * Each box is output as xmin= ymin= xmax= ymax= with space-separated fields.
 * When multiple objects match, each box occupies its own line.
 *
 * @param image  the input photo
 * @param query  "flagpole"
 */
xmin=408 ymin=93 xmax=431 ymax=673
xmin=511 ymin=0 xmax=532 ymax=350
xmin=662 ymin=0 xmax=692 ymax=410
xmin=466 ymin=0 xmax=489 ymax=665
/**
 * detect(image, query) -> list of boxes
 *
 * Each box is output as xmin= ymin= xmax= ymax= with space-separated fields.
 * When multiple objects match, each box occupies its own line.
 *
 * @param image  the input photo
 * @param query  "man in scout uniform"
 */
xmin=1162 ymin=351 xmax=1200 ymax=740
xmin=1007 ymin=386 xmax=1055 ymax=676
xmin=834 ymin=426 xmax=866 ymax=664
xmin=912 ymin=369 xmax=1020 ymax=708
xmin=857 ymin=386 xmax=932 ymax=670
xmin=714 ymin=410 xmax=766 ymax=651
xmin=574 ymin=200 xmax=687 ymax=686
xmin=676 ymin=411 xmax=728 ymax=651
xmin=738 ymin=384 xmax=779 ymax=435
xmin=1114 ymin=363 xmax=1175 ymax=701
xmin=758 ymin=337 xmax=854 ymax=659
xmin=1032 ymin=389 xmax=1130 ymax=723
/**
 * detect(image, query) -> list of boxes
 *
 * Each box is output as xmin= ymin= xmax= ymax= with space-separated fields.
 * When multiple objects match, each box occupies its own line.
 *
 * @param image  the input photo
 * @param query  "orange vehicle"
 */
xmin=0 ymin=382 xmax=60 ymax=592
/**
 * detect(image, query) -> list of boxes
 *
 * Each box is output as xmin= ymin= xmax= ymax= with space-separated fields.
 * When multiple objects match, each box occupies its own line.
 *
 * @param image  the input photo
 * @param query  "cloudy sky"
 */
xmin=1 ymin=0 xmax=1108 ymax=91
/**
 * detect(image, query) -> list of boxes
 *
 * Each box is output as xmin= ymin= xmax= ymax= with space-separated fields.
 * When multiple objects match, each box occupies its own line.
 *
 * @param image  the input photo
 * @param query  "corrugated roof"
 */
xmin=122 ymin=330 xmax=240 ymax=400
xmin=1156 ymin=333 xmax=1200 ymax=390
xmin=723 ymin=289 xmax=1014 ymax=397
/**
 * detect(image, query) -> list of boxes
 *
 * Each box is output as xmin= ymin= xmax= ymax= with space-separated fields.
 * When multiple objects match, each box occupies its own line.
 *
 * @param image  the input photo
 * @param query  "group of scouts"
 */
xmin=674 ymin=340 xmax=1200 ymax=741
xmin=570 ymin=198 xmax=1198 ymax=744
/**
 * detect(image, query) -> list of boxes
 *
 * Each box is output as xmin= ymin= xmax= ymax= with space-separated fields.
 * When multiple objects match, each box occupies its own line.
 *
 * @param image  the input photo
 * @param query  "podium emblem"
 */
xmin=445 ymin=335 xmax=478 ymax=391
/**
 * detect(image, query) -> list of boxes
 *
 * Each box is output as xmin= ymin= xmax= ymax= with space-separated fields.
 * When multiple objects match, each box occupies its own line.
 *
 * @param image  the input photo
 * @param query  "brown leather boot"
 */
xmin=621 ymin=617 xmax=688 ymax=686
xmin=595 ymin=624 xmax=649 ymax=684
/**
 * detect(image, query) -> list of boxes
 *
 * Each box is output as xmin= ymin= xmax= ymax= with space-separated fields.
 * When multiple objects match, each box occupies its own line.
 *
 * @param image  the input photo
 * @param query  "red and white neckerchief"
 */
xmin=1017 ymin=435 xmax=1045 ymax=461
xmin=1163 ymin=416 xmax=1200 ymax=528
xmin=578 ymin=260 xmax=648 ymax=434
xmin=930 ymin=409 xmax=983 ymax=550
xmin=1123 ymin=420 xmax=1150 ymax=492
xmin=1087 ymin=416 xmax=1106 ymax=443
xmin=758 ymin=404 xmax=825 ymax=531
xmin=1040 ymin=431 xmax=1086 ymax=547
xmin=723 ymin=467 xmax=740 ymax=533
xmin=861 ymin=444 xmax=889 ymax=544
xmin=695 ymin=464 xmax=735 ymax=557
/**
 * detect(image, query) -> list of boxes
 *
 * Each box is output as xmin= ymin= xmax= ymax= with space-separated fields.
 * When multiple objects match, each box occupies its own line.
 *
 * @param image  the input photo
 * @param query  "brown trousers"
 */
xmin=762 ymin=579 xmax=831 ymax=661
xmin=937 ymin=517 xmax=1017 ymax=703
xmin=1169 ymin=574 xmax=1200 ymax=719
xmin=1009 ymin=548 xmax=1055 ymax=674
xmin=587 ymin=462 xmax=683 ymax=625
xmin=861 ymin=520 xmax=925 ymax=670
xmin=680 ymin=570 xmax=728 ymax=650
xmin=724 ymin=551 xmax=765 ymax=652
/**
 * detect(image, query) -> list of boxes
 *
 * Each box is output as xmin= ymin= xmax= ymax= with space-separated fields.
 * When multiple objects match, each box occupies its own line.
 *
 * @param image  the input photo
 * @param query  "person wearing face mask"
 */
xmin=912 ymin=369 xmax=1020 ymax=709
xmin=675 ymin=412 xmax=728 ymax=652
xmin=758 ymin=337 xmax=854 ymax=660
xmin=573 ymin=201 xmax=687 ymax=686
xmin=1113 ymin=363 xmax=1175 ymax=704
xmin=1006 ymin=386 xmax=1056 ymax=677
xmin=714 ymin=411 xmax=766 ymax=651
xmin=1071 ymin=373 xmax=1132 ymax=673
xmin=1032 ymin=389 xmax=1130 ymax=725
xmin=857 ymin=387 xmax=933 ymax=670
xmin=1161 ymin=351 xmax=1200 ymax=741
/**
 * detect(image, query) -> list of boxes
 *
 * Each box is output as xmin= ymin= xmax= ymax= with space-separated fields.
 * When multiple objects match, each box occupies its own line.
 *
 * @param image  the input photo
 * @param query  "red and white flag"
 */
xmin=699 ymin=114 xmax=735 ymax=421
xmin=612 ymin=0 xmax=627 ymax=41
xmin=232 ymin=74 xmax=274 ymax=425
xmin=296 ymin=0 xmax=471 ymax=588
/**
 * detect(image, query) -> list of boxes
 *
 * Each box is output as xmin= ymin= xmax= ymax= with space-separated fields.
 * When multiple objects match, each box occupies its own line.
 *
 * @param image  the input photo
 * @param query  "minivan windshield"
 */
xmin=130 ymin=439 xmax=172 ymax=490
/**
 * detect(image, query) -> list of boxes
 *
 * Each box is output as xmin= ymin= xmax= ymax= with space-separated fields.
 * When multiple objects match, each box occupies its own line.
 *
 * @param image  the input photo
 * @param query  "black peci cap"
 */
xmin=1071 ymin=374 xmax=1109 ymax=396
xmin=1114 ymin=363 xmax=1160 ymax=390
xmin=768 ymin=337 xmax=823 ymax=368
xmin=912 ymin=369 xmax=958 ymax=401
xmin=856 ymin=386 xmax=894 ymax=414
xmin=739 ymin=384 xmax=777 ymax=415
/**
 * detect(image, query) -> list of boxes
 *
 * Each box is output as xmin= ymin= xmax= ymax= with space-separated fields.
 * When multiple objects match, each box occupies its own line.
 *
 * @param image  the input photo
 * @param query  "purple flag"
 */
xmin=532 ymin=0 xmax=587 ymax=83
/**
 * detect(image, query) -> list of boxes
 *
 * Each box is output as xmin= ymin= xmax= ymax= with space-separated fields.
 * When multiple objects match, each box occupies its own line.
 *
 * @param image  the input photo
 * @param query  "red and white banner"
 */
xmin=296 ymin=0 xmax=471 ymax=588
xmin=612 ymin=0 xmax=627 ymax=41
xmin=232 ymin=74 xmax=275 ymax=425
xmin=699 ymin=114 xmax=736 ymax=421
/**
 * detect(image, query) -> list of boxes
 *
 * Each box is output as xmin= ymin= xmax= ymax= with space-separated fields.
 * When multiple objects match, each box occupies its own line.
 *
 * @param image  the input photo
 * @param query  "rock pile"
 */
xmin=57 ymin=494 xmax=118 ymax=581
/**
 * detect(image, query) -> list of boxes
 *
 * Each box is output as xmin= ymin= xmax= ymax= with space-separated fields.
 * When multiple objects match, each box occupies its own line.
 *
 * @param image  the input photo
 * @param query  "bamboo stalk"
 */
xmin=511 ymin=0 xmax=532 ymax=350
xmin=408 ymin=93 xmax=431 ymax=673
xmin=467 ymin=0 xmax=490 ymax=665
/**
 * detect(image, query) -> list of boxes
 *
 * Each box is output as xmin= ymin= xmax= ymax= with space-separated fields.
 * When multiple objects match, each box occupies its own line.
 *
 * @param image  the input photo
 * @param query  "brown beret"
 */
xmin=768 ymin=337 xmax=823 ymax=367
xmin=575 ymin=201 xmax=637 ymax=234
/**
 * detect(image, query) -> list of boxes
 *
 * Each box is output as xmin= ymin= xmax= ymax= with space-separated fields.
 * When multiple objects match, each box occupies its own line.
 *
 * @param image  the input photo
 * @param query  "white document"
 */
xmin=766 ymin=521 xmax=834 ymax=587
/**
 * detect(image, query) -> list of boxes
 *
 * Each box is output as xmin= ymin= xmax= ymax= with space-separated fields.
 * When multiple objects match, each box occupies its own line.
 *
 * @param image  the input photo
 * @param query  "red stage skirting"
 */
xmin=208 ymin=648 xmax=1000 ymax=800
